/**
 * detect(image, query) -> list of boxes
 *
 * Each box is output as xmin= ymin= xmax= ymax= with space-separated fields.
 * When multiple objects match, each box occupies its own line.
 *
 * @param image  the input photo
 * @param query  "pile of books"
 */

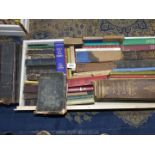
xmin=24 ymin=40 xmax=66 ymax=106
xmin=66 ymin=36 xmax=155 ymax=104
xmin=24 ymin=36 xmax=155 ymax=107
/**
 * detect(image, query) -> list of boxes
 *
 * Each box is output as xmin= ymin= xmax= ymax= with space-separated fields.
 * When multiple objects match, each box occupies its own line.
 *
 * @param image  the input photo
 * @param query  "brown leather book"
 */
xmin=76 ymin=62 xmax=117 ymax=72
xmin=64 ymin=37 xmax=83 ymax=45
xmin=94 ymin=79 xmax=155 ymax=100
xmin=103 ymin=35 xmax=124 ymax=42
xmin=24 ymin=84 xmax=38 ymax=93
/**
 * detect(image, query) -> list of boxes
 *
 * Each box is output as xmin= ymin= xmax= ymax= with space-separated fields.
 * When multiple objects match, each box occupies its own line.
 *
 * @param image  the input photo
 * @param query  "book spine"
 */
xmin=25 ymin=99 xmax=37 ymax=106
xmin=67 ymin=94 xmax=94 ymax=100
xmin=94 ymin=79 xmax=155 ymax=100
xmin=123 ymin=51 xmax=155 ymax=60
xmin=54 ymin=42 xmax=66 ymax=74
xmin=112 ymin=67 xmax=155 ymax=72
xmin=84 ymin=42 xmax=120 ymax=46
xmin=27 ymin=49 xmax=54 ymax=55
xmin=76 ymin=62 xmax=117 ymax=72
xmin=76 ymin=51 xmax=123 ymax=63
xmin=110 ymin=75 xmax=155 ymax=79
xmin=116 ymin=59 xmax=155 ymax=68
xmin=123 ymin=38 xmax=155 ymax=45
xmin=25 ymin=58 xmax=55 ymax=66
xmin=110 ymin=71 xmax=155 ymax=75
xmin=27 ymin=53 xmax=55 ymax=59
xmin=122 ymin=45 xmax=155 ymax=51
xmin=83 ymin=45 xmax=121 ymax=48
xmin=24 ymin=84 xmax=38 ymax=93
xmin=67 ymin=75 xmax=107 ymax=87
xmin=68 ymin=86 xmax=94 ymax=93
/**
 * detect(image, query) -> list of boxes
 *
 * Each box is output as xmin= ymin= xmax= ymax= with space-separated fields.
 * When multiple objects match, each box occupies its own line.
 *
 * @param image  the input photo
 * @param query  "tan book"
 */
xmin=94 ymin=79 xmax=155 ymax=100
xmin=73 ymin=70 xmax=111 ymax=78
xmin=64 ymin=37 xmax=83 ymax=45
xmin=67 ymin=92 xmax=88 ymax=96
xmin=76 ymin=62 xmax=117 ymax=72
xmin=103 ymin=35 xmax=124 ymax=42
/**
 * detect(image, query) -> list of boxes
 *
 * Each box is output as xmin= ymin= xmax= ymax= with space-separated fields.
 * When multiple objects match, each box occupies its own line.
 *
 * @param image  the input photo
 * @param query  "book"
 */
xmin=68 ymin=85 xmax=94 ymax=93
xmin=36 ymin=73 xmax=67 ymax=115
xmin=67 ymin=75 xmax=107 ymax=87
xmin=103 ymin=35 xmax=124 ymax=42
xmin=73 ymin=70 xmax=111 ymax=78
xmin=83 ymin=45 xmax=121 ymax=48
xmin=75 ymin=48 xmax=123 ymax=63
xmin=54 ymin=41 xmax=66 ymax=74
xmin=25 ymin=99 xmax=37 ymax=106
xmin=83 ymin=42 xmax=120 ymax=46
xmin=116 ymin=59 xmax=155 ymax=68
xmin=27 ymin=53 xmax=55 ymax=59
xmin=66 ymin=47 xmax=72 ymax=78
xmin=122 ymin=45 xmax=155 ymax=51
xmin=112 ymin=67 xmax=155 ymax=72
xmin=110 ymin=75 xmax=155 ymax=79
xmin=123 ymin=37 xmax=155 ymax=45
xmin=26 ymin=66 xmax=56 ymax=74
xmin=123 ymin=50 xmax=155 ymax=60
xmin=67 ymin=97 xmax=94 ymax=105
xmin=67 ymin=92 xmax=88 ymax=96
xmin=67 ymin=93 xmax=94 ymax=100
xmin=76 ymin=62 xmax=117 ymax=72
xmin=27 ymin=49 xmax=54 ymax=54
xmin=64 ymin=37 xmax=83 ymax=45
xmin=24 ymin=93 xmax=37 ymax=99
xmin=25 ymin=58 xmax=56 ymax=66
xmin=28 ymin=44 xmax=54 ymax=50
xmin=69 ymin=46 xmax=76 ymax=71
xmin=24 ymin=83 xmax=38 ymax=93
xmin=94 ymin=79 xmax=155 ymax=100
xmin=110 ymin=71 xmax=155 ymax=75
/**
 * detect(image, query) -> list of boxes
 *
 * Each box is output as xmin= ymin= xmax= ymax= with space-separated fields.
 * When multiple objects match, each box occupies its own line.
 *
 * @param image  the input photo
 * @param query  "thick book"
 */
xmin=116 ymin=59 xmax=155 ymax=68
xmin=67 ymin=75 xmax=107 ymax=87
xmin=25 ymin=58 xmax=56 ymax=66
xmin=75 ymin=48 xmax=123 ymax=63
xmin=35 ymin=73 xmax=67 ymax=115
xmin=123 ymin=37 xmax=155 ymax=45
xmin=123 ymin=50 xmax=155 ymax=60
xmin=76 ymin=62 xmax=117 ymax=72
xmin=94 ymin=79 xmax=155 ymax=100
xmin=68 ymin=85 xmax=94 ymax=93
xmin=122 ymin=45 xmax=155 ymax=51
xmin=0 ymin=42 xmax=17 ymax=103
xmin=54 ymin=42 xmax=66 ymax=74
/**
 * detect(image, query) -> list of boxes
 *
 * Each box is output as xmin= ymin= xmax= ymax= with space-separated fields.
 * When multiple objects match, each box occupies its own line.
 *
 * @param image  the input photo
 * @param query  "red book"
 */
xmin=67 ymin=75 xmax=108 ymax=87
xmin=122 ymin=45 xmax=155 ymax=51
xmin=67 ymin=85 xmax=94 ymax=93
xmin=110 ymin=75 xmax=155 ymax=79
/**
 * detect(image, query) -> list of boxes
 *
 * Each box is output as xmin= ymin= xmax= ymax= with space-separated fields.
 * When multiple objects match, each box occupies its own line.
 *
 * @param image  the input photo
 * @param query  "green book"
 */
xmin=67 ymin=94 xmax=94 ymax=100
xmin=67 ymin=98 xmax=94 ymax=105
xmin=28 ymin=44 xmax=54 ymax=50
xmin=123 ymin=38 xmax=155 ymax=45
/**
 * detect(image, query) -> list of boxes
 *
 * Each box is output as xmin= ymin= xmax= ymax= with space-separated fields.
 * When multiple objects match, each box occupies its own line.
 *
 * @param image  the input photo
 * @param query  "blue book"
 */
xmin=112 ymin=67 xmax=155 ymax=72
xmin=54 ymin=42 xmax=66 ymax=74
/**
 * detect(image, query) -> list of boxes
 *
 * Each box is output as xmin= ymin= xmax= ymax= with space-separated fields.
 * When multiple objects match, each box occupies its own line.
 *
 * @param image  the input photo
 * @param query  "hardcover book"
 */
xmin=35 ymin=73 xmax=67 ymax=115
xmin=94 ymin=79 xmax=155 ymax=100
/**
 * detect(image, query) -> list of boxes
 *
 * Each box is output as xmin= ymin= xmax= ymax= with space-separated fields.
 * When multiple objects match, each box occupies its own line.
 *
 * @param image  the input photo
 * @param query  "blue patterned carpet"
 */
xmin=2 ymin=19 xmax=155 ymax=135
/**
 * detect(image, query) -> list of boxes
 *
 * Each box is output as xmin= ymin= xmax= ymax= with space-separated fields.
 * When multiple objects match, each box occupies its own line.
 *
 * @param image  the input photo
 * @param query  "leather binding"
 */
xmin=94 ymin=79 xmax=155 ymax=101
xmin=35 ymin=73 xmax=67 ymax=115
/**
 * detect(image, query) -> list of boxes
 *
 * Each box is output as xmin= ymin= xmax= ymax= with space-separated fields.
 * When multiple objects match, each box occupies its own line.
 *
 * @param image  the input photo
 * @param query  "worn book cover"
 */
xmin=35 ymin=73 xmax=67 ymax=115
xmin=94 ymin=79 xmax=155 ymax=100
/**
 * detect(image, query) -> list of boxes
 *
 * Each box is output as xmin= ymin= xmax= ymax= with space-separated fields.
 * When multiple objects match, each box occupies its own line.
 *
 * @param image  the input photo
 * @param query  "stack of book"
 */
xmin=24 ymin=41 xmax=66 ymax=106
xmin=65 ymin=36 xmax=124 ymax=105
xmin=110 ymin=37 xmax=155 ymax=79
xmin=94 ymin=37 xmax=155 ymax=101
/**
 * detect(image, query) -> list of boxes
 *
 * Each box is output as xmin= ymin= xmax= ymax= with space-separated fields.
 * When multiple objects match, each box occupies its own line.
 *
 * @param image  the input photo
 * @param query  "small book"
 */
xmin=35 ymin=73 xmax=67 ymax=115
